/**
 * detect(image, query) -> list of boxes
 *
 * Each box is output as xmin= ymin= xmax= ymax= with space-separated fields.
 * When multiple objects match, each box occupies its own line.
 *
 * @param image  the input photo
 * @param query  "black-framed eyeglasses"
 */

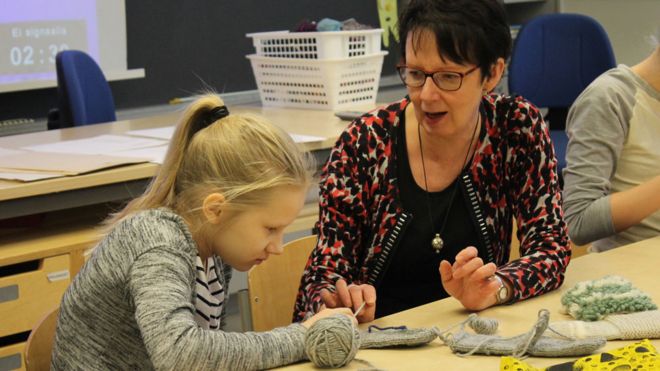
xmin=396 ymin=65 xmax=480 ymax=91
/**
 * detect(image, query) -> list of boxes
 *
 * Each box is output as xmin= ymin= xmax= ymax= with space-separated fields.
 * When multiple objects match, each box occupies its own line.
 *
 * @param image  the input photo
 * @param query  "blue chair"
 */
xmin=48 ymin=50 xmax=116 ymax=128
xmin=508 ymin=13 xmax=615 ymax=177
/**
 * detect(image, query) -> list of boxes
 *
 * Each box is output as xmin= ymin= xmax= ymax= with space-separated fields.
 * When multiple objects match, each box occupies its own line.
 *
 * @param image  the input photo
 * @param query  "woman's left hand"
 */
xmin=439 ymin=246 xmax=501 ymax=311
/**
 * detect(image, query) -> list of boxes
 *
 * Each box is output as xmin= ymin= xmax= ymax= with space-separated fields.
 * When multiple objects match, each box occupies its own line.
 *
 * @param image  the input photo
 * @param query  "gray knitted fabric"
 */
xmin=441 ymin=310 xmax=606 ymax=358
xmin=360 ymin=327 xmax=439 ymax=349
xmin=357 ymin=315 xmax=498 ymax=350
xmin=549 ymin=310 xmax=660 ymax=340
xmin=51 ymin=209 xmax=307 ymax=371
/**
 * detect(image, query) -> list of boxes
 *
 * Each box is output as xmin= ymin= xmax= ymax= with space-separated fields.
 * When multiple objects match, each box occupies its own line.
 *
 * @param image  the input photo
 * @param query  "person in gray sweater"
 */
xmin=51 ymin=94 xmax=353 ymax=370
xmin=563 ymin=34 xmax=660 ymax=252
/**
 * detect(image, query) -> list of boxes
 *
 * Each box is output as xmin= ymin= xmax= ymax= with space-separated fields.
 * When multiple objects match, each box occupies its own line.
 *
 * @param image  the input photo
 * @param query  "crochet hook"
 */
xmin=353 ymin=302 xmax=366 ymax=318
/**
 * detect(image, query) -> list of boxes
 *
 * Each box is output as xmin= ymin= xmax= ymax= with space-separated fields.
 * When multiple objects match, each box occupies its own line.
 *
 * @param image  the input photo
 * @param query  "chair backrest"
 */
xmin=25 ymin=306 xmax=60 ymax=371
xmin=56 ymin=50 xmax=116 ymax=127
xmin=508 ymin=13 xmax=616 ymax=176
xmin=247 ymin=235 xmax=317 ymax=332
xmin=508 ymin=13 xmax=616 ymax=111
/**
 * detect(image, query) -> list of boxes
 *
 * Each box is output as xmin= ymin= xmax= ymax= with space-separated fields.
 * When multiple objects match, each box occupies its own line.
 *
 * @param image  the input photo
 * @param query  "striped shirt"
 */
xmin=194 ymin=256 xmax=224 ymax=330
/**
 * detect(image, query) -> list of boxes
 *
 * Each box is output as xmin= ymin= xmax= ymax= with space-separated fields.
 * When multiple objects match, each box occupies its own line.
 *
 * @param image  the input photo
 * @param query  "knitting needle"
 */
xmin=353 ymin=302 xmax=366 ymax=318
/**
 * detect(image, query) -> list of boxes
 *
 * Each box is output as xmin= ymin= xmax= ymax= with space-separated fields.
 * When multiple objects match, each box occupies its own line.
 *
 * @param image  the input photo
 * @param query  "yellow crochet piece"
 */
xmin=573 ymin=339 xmax=657 ymax=370
xmin=500 ymin=356 xmax=542 ymax=371
xmin=500 ymin=339 xmax=658 ymax=370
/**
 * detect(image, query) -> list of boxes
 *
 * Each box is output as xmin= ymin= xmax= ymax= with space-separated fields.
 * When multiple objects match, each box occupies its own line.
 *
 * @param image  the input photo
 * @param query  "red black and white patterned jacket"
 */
xmin=293 ymin=94 xmax=571 ymax=321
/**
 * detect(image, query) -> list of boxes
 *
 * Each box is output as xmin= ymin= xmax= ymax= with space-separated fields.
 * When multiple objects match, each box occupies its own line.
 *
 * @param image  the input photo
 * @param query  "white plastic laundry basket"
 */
xmin=247 ymin=29 xmax=383 ymax=59
xmin=247 ymin=52 xmax=387 ymax=110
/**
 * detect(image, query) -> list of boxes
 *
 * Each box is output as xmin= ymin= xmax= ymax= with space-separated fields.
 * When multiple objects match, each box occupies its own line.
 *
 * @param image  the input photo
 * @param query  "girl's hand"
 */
xmin=319 ymin=278 xmax=376 ymax=323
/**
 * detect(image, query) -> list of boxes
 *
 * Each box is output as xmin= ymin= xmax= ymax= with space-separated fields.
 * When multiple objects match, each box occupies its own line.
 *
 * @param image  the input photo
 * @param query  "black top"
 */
xmin=376 ymin=114 xmax=481 ymax=318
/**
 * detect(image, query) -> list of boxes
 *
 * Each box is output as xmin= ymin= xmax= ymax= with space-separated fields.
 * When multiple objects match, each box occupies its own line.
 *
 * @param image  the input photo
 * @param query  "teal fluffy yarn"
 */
xmin=561 ymin=275 xmax=657 ymax=321
xmin=304 ymin=314 xmax=360 ymax=368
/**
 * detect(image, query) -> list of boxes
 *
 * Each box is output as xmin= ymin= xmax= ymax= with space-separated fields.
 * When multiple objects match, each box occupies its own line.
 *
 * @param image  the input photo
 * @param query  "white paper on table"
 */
xmin=0 ymin=152 xmax=150 ymax=175
xmin=125 ymin=126 xmax=176 ymax=141
xmin=0 ymin=147 xmax=25 ymax=157
xmin=22 ymin=134 xmax=167 ymax=155
xmin=113 ymin=144 xmax=169 ymax=164
xmin=0 ymin=170 xmax=64 ymax=182
xmin=290 ymin=133 xmax=325 ymax=144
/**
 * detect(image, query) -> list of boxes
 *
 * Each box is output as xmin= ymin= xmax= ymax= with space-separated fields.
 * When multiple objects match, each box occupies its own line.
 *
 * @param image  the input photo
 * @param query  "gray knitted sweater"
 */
xmin=51 ymin=209 xmax=306 ymax=370
xmin=564 ymin=64 xmax=660 ymax=251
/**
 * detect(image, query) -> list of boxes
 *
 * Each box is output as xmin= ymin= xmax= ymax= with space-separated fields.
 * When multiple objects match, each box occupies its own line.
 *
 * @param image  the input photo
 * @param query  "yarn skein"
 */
xmin=304 ymin=314 xmax=360 ymax=368
xmin=467 ymin=314 xmax=499 ymax=335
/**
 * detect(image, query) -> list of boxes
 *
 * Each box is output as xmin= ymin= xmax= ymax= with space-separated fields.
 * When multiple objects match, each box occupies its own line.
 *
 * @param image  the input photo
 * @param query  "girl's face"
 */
xmin=198 ymin=185 xmax=307 ymax=271
xmin=405 ymin=29 xmax=503 ymax=138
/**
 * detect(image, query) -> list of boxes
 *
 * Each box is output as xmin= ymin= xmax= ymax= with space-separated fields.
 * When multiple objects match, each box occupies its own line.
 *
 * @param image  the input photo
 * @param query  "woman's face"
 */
xmin=405 ymin=29 xmax=502 ymax=138
xmin=198 ymin=185 xmax=306 ymax=272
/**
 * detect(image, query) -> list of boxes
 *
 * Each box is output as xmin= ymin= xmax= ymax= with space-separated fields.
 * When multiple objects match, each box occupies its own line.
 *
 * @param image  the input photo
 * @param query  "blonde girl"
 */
xmin=51 ymin=94 xmax=352 ymax=370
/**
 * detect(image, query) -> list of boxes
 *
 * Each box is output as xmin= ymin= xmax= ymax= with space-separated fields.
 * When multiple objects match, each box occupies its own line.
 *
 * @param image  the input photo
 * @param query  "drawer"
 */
xmin=0 ymin=254 xmax=70 ymax=338
xmin=0 ymin=342 xmax=25 ymax=371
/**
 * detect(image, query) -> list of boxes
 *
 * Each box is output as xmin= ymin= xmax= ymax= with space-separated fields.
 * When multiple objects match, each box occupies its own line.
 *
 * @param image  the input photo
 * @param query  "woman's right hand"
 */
xmin=439 ymin=246 xmax=500 ymax=311
xmin=301 ymin=307 xmax=355 ymax=328
xmin=319 ymin=278 xmax=376 ymax=323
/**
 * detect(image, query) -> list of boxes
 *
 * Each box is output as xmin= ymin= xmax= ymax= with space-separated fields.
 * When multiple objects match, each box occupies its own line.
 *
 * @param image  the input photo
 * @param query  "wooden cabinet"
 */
xmin=0 ymin=343 xmax=24 ymax=371
xmin=0 ymin=224 xmax=99 ymax=370
xmin=1 ymin=255 xmax=70 ymax=337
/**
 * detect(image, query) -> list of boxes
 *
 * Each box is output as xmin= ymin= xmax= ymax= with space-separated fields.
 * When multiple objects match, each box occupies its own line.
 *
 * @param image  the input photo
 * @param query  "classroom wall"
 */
xmin=0 ymin=1 xmax=402 ymax=121
xmin=559 ymin=0 xmax=659 ymax=66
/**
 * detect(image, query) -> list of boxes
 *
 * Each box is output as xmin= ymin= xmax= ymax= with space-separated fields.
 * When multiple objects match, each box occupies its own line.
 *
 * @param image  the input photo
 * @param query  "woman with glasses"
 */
xmin=295 ymin=0 xmax=570 ymax=323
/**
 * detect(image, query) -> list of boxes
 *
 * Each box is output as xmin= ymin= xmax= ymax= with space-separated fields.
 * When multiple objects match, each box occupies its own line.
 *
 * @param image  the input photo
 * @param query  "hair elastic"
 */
xmin=201 ymin=105 xmax=230 ymax=128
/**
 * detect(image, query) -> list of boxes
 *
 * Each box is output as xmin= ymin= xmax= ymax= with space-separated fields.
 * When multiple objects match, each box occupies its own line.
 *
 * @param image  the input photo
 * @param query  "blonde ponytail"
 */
xmin=105 ymin=93 xmax=314 ymax=229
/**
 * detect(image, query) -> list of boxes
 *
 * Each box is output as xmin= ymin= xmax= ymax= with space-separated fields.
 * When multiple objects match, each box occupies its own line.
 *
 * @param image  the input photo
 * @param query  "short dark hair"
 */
xmin=398 ymin=0 xmax=511 ymax=79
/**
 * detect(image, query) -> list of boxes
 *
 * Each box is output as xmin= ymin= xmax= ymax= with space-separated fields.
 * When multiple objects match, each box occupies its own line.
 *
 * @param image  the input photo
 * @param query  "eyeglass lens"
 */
xmin=397 ymin=67 xmax=464 ymax=91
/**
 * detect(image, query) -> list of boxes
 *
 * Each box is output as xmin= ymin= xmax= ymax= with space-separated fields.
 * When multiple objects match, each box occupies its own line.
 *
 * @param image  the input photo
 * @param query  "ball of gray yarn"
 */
xmin=304 ymin=314 xmax=360 ymax=368
xmin=467 ymin=314 xmax=499 ymax=335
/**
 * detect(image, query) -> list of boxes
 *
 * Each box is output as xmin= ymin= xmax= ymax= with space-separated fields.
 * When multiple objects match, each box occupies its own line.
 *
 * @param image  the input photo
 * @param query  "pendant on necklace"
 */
xmin=431 ymin=233 xmax=444 ymax=253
